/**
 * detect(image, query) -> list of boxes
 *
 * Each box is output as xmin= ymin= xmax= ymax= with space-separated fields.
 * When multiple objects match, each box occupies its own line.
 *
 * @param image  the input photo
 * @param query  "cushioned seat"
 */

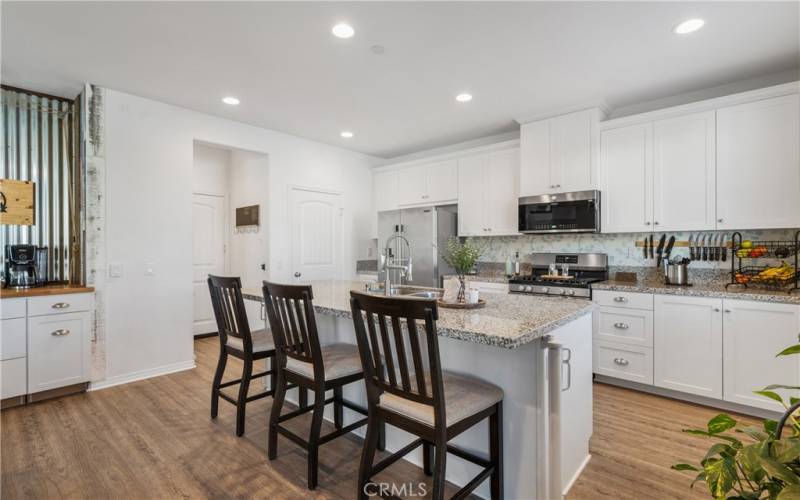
xmin=285 ymin=343 xmax=363 ymax=381
xmin=379 ymin=370 xmax=503 ymax=427
xmin=226 ymin=329 xmax=274 ymax=353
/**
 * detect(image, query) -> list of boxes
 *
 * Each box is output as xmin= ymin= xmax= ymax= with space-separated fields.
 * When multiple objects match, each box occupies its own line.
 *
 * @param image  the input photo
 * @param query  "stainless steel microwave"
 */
xmin=518 ymin=190 xmax=601 ymax=234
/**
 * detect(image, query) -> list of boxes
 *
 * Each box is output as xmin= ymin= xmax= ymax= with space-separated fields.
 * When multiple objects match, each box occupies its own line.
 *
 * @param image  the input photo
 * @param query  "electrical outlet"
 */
xmin=109 ymin=263 xmax=123 ymax=278
xmin=144 ymin=262 xmax=155 ymax=276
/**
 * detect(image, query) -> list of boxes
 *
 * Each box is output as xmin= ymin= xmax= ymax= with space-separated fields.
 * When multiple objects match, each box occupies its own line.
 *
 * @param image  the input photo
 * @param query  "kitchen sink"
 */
xmin=363 ymin=285 xmax=442 ymax=299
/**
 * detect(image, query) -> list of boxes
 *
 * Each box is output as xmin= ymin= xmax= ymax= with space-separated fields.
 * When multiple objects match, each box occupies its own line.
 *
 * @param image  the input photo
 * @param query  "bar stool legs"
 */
xmin=210 ymin=348 xmax=228 ymax=419
xmin=490 ymin=403 xmax=503 ymax=499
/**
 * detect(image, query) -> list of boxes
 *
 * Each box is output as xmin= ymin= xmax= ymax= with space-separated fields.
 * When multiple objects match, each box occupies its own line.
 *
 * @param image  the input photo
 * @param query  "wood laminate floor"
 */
xmin=1 ymin=337 xmax=754 ymax=499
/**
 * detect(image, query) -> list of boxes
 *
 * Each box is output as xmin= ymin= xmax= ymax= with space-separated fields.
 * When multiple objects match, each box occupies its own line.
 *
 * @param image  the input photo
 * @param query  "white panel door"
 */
xmin=723 ymin=300 xmax=800 ymax=411
xmin=653 ymin=111 xmax=716 ymax=232
xmin=290 ymin=188 xmax=342 ymax=281
xmin=373 ymin=169 xmax=398 ymax=212
xmin=457 ymin=155 xmax=486 ymax=236
xmin=485 ymin=148 xmax=520 ymax=235
xmin=192 ymin=194 xmax=226 ymax=335
xmin=553 ymin=109 xmax=594 ymax=192
xmin=601 ymin=123 xmax=653 ymax=233
xmin=717 ymin=93 xmax=800 ymax=230
xmin=425 ymin=159 xmax=458 ymax=204
xmin=654 ymin=295 xmax=723 ymax=398
xmin=396 ymin=164 xmax=428 ymax=206
xmin=520 ymin=120 xmax=552 ymax=196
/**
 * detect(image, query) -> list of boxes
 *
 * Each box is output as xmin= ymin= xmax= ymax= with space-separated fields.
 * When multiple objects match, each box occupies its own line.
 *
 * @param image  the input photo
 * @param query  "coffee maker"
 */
xmin=4 ymin=245 xmax=48 ymax=288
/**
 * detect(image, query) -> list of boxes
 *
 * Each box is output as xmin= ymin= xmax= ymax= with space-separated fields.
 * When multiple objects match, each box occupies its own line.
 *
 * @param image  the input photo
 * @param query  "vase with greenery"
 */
xmin=439 ymin=237 xmax=483 ymax=303
xmin=672 ymin=343 xmax=800 ymax=500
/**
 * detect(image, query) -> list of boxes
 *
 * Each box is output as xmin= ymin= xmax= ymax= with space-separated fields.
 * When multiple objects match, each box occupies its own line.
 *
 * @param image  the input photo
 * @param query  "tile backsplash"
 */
xmin=476 ymin=229 xmax=799 ymax=269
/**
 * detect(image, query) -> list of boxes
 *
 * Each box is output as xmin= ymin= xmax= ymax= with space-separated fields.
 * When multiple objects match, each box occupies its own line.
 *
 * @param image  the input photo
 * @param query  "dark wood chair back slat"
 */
xmin=208 ymin=275 xmax=252 ymax=350
xmin=350 ymin=291 xmax=445 ymax=414
xmin=262 ymin=281 xmax=322 ymax=370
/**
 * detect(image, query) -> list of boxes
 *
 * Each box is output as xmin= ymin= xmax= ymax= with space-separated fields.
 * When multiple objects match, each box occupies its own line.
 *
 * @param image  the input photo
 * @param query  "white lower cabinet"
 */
xmin=654 ymin=295 xmax=723 ymax=399
xmin=1 ymin=358 xmax=27 ymax=399
xmin=27 ymin=311 xmax=92 ymax=393
xmin=594 ymin=340 xmax=653 ymax=384
xmin=722 ymin=299 xmax=800 ymax=412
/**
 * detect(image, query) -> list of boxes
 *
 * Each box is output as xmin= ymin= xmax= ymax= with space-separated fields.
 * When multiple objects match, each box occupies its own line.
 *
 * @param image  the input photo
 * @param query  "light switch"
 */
xmin=109 ymin=263 xmax=123 ymax=278
xmin=144 ymin=262 xmax=155 ymax=276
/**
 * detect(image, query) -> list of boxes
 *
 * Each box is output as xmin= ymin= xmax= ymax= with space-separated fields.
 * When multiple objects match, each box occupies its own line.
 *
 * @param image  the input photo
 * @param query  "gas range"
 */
xmin=508 ymin=253 xmax=608 ymax=298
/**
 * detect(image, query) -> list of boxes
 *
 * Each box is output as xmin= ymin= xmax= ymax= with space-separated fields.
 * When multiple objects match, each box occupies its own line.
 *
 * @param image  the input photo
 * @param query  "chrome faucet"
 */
xmin=381 ymin=234 xmax=413 ymax=296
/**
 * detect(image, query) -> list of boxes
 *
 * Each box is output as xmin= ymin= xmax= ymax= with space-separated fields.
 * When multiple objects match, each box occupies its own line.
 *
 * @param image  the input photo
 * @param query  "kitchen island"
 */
xmin=243 ymin=280 xmax=595 ymax=499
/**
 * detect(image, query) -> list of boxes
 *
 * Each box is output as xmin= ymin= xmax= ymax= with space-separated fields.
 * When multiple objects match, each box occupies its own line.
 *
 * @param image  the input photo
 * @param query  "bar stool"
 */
xmin=262 ymin=281 xmax=383 ymax=490
xmin=349 ymin=291 xmax=504 ymax=500
xmin=207 ymin=275 xmax=282 ymax=437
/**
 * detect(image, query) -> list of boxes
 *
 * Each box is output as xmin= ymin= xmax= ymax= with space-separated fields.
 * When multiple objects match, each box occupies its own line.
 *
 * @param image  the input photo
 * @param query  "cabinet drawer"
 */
xmin=1 ymin=318 xmax=26 ymax=360
xmin=27 ymin=312 xmax=91 ymax=393
xmin=593 ymin=290 xmax=653 ymax=310
xmin=1 ymin=358 xmax=27 ymax=399
xmin=593 ymin=341 xmax=653 ymax=385
xmin=0 ymin=298 xmax=26 ymax=320
xmin=593 ymin=307 xmax=653 ymax=347
xmin=28 ymin=293 xmax=94 ymax=317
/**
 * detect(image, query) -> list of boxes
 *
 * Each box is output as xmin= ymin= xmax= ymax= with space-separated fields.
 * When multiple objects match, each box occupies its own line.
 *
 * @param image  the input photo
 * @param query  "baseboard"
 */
xmin=562 ymin=454 xmax=591 ymax=498
xmin=89 ymin=360 xmax=196 ymax=391
xmin=194 ymin=331 xmax=218 ymax=339
xmin=594 ymin=375 xmax=782 ymax=420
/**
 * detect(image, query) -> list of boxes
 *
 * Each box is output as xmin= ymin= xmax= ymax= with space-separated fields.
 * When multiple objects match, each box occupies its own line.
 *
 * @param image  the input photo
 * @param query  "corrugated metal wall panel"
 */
xmin=1 ymin=88 xmax=80 ymax=283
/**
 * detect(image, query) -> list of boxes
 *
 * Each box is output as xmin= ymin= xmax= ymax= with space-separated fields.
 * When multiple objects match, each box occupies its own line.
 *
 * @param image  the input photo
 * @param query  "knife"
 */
xmin=700 ymin=234 xmax=707 ymax=261
xmin=649 ymin=234 xmax=654 ymax=258
xmin=721 ymin=234 xmax=728 ymax=262
xmin=688 ymin=234 xmax=695 ymax=261
xmin=655 ymin=234 xmax=667 ymax=267
xmin=714 ymin=234 xmax=721 ymax=261
xmin=709 ymin=234 xmax=716 ymax=261
xmin=643 ymin=235 xmax=648 ymax=259
xmin=664 ymin=235 xmax=676 ymax=263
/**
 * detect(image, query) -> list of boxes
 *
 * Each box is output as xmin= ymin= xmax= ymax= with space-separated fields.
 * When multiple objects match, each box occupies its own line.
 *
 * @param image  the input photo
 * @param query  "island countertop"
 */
xmin=242 ymin=280 xmax=594 ymax=349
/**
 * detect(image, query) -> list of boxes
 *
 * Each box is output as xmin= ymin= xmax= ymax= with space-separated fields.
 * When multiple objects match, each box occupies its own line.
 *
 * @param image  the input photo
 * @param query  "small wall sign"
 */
xmin=0 ymin=178 xmax=35 ymax=226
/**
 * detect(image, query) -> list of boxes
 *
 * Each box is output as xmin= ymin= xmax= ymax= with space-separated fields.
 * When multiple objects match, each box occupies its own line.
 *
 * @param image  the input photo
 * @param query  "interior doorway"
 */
xmin=192 ymin=193 xmax=227 ymax=335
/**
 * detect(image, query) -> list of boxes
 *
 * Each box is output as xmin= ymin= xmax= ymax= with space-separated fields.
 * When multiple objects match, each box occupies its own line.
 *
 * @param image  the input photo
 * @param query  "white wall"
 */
xmin=103 ymin=89 xmax=377 ymax=382
xmin=193 ymin=143 xmax=230 ymax=195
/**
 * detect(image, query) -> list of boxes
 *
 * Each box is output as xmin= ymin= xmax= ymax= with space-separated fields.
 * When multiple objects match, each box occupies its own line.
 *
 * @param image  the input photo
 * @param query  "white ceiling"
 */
xmin=2 ymin=2 xmax=798 ymax=159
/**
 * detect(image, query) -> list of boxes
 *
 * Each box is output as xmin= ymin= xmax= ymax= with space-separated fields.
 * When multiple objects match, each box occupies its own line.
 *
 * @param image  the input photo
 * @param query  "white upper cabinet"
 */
xmin=716 ymin=94 xmax=800 ymax=230
xmin=652 ymin=111 xmax=716 ymax=232
xmin=600 ymin=123 xmax=653 ymax=233
xmin=458 ymin=148 xmax=519 ymax=237
xmin=520 ymin=108 xmax=600 ymax=197
xmin=373 ymin=169 xmax=398 ymax=213
xmin=723 ymin=300 xmax=800 ymax=412
xmin=396 ymin=159 xmax=458 ymax=207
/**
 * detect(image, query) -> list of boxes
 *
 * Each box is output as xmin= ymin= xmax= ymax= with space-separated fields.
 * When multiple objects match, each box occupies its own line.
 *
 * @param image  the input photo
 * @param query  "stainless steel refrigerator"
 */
xmin=377 ymin=205 xmax=457 ymax=288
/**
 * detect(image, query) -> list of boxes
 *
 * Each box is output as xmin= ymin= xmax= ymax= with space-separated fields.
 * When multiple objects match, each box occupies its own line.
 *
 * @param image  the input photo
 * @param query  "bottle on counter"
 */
xmin=505 ymin=256 xmax=513 ymax=277
xmin=514 ymin=251 xmax=520 ymax=276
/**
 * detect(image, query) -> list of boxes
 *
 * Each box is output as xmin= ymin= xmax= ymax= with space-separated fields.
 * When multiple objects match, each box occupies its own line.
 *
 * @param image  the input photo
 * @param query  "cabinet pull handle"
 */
xmin=645 ymin=222 xmax=651 ymax=226
xmin=613 ymin=357 xmax=629 ymax=366
xmin=51 ymin=329 xmax=71 ymax=336
xmin=724 ymin=309 xmax=731 ymax=313
xmin=52 ymin=302 xmax=70 ymax=309
xmin=561 ymin=348 xmax=572 ymax=392
xmin=714 ymin=308 xmax=721 ymax=312
xmin=718 ymin=218 xmax=724 ymax=223
xmin=613 ymin=296 xmax=628 ymax=303
xmin=614 ymin=322 xmax=629 ymax=329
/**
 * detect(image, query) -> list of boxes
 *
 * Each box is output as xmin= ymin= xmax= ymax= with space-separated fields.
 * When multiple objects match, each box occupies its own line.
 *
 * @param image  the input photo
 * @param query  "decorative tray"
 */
xmin=540 ymin=275 xmax=575 ymax=280
xmin=437 ymin=299 xmax=486 ymax=309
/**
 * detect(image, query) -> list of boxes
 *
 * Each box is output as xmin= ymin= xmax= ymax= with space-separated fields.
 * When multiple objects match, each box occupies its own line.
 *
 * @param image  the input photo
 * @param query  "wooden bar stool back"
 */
xmin=349 ymin=291 xmax=503 ymax=500
xmin=263 ymin=281 xmax=381 ymax=490
xmin=207 ymin=275 xmax=276 ymax=436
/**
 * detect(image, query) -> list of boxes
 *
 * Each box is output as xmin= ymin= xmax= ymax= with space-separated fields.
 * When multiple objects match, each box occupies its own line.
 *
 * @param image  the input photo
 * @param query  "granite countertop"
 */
xmin=242 ymin=280 xmax=593 ymax=349
xmin=593 ymin=278 xmax=800 ymax=305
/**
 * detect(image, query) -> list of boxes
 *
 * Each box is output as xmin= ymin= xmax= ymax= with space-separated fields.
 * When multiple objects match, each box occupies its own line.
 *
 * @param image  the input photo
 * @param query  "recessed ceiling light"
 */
xmin=455 ymin=93 xmax=473 ymax=103
xmin=673 ymin=18 xmax=705 ymax=34
xmin=332 ymin=23 xmax=355 ymax=39
xmin=222 ymin=96 xmax=240 ymax=105
xmin=340 ymin=131 xmax=354 ymax=138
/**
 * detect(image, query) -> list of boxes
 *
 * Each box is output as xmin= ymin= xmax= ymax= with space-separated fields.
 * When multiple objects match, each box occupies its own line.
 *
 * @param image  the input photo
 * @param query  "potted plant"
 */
xmin=672 ymin=343 xmax=800 ymax=499
xmin=439 ymin=237 xmax=483 ymax=303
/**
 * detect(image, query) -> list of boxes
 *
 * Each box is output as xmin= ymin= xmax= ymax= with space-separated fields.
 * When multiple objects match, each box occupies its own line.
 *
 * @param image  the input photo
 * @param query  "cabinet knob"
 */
xmin=52 ymin=302 xmax=70 ymax=309
xmin=654 ymin=221 xmax=659 ymax=225
xmin=645 ymin=222 xmax=651 ymax=226
xmin=724 ymin=309 xmax=731 ymax=313
xmin=613 ymin=357 xmax=629 ymax=366
xmin=718 ymin=218 xmax=724 ymax=223
xmin=51 ymin=329 xmax=71 ymax=336
xmin=613 ymin=322 xmax=629 ymax=329
xmin=714 ymin=308 xmax=720 ymax=312
xmin=555 ymin=184 xmax=561 ymax=188
xmin=613 ymin=296 xmax=628 ymax=303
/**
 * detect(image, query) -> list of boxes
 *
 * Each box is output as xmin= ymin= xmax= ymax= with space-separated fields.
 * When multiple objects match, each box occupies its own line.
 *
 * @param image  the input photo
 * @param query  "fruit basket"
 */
xmin=728 ymin=231 xmax=800 ymax=294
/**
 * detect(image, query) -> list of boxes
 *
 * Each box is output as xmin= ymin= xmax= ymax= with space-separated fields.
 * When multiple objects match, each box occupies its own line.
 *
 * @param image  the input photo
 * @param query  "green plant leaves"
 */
xmin=739 ymin=426 xmax=770 ymax=442
xmin=708 ymin=414 xmax=738 ymax=434
xmin=439 ymin=237 xmax=484 ymax=274
xmin=777 ymin=345 xmax=800 ymax=357
xmin=772 ymin=439 xmax=800 ymax=463
xmin=703 ymin=457 xmax=737 ymax=498
xmin=755 ymin=391 xmax=786 ymax=405
xmin=777 ymin=484 xmax=800 ymax=500
xmin=759 ymin=456 xmax=800 ymax=485
xmin=673 ymin=463 xmax=700 ymax=471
